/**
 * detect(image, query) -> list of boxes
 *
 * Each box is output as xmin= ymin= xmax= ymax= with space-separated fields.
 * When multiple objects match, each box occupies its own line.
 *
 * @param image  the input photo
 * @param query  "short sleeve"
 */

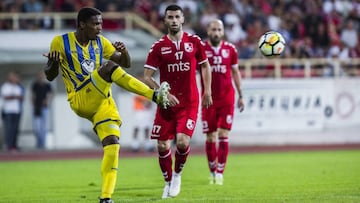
xmin=195 ymin=36 xmax=208 ymax=64
xmin=144 ymin=42 xmax=160 ymax=70
xmin=101 ymin=36 xmax=116 ymax=60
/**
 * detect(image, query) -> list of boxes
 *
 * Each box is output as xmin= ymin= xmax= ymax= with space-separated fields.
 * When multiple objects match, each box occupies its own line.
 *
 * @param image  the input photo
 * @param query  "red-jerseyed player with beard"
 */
xmin=201 ymin=19 xmax=245 ymax=185
xmin=143 ymin=4 xmax=212 ymax=199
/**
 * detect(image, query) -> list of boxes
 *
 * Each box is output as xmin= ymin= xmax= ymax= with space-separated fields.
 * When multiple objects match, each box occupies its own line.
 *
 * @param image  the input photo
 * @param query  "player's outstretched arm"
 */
xmin=143 ymin=68 xmax=179 ymax=107
xmin=143 ymin=68 xmax=159 ymax=90
xmin=43 ymin=51 xmax=60 ymax=81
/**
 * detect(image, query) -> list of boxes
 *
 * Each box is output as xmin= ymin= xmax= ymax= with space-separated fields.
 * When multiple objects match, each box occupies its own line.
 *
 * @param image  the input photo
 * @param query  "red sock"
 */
xmin=206 ymin=140 xmax=217 ymax=173
xmin=174 ymin=145 xmax=190 ymax=174
xmin=217 ymin=137 xmax=229 ymax=174
xmin=158 ymin=148 xmax=172 ymax=182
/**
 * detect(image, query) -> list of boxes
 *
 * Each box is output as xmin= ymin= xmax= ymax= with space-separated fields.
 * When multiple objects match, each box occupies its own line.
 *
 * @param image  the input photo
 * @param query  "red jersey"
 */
xmin=202 ymin=40 xmax=238 ymax=106
xmin=145 ymin=32 xmax=208 ymax=108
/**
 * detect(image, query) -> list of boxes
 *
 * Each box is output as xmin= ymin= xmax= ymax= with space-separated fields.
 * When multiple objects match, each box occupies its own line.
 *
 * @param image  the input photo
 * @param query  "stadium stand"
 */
xmin=0 ymin=0 xmax=359 ymax=77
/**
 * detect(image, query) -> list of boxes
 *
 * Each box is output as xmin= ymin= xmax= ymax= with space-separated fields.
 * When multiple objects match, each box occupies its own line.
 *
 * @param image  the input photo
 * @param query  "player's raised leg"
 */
xmin=97 ymin=61 xmax=170 ymax=108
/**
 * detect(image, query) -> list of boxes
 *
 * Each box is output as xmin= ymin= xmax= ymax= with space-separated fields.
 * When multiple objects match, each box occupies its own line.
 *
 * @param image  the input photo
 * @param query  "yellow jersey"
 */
xmin=50 ymin=32 xmax=115 ymax=98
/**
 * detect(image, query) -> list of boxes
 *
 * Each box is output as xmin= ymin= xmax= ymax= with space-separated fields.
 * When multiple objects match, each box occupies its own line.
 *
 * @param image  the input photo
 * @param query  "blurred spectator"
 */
xmin=267 ymin=6 xmax=282 ymax=31
xmin=56 ymin=0 xmax=75 ymax=12
xmin=303 ymin=3 xmax=324 ymax=44
xmin=22 ymin=0 xmax=43 ymax=13
xmin=199 ymin=2 xmax=219 ymax=31
xmin=22 ymin=0 xmax=43 ymax=29
xmin=340 ymin=19 xmax=358 ymax=49
xmin=31 ymin=71 xmax=53 ymax=150
xmin=287 ymin=8 xmax=306 ymax=40
xmin=312 ymin=22 xmax=331 ymax=57
xmin=148 ymin=7 xmax=164 ymax=31
xmin=158 ymin=0 xmax=176 ymax=18
xmin=39 ymin=4 xmax=54 ymax=29
xmin=95 ymin=0 xmax=111 ymax=12
xmin=176 ymin=0 xmax=198 ymax=15
xmin=323 ymin=0 xmax=353 ymax=17
xmin=325 ymin=41 xmax=350 ymax=77
xmin=278 ymin=20 xmax=292 ymax=45
xmin=133 ymin=0 xmax=152 ymax=21
xmin=238 ymin=39 xmax=256 ymax=59
xmin=223 ymin=7 xmax=247 ymax=44
xmin=1 ymin=71 xmax=24 ymax=152
xmin=293 ymin=36 xmax=316 ymax=59
xmin=56 ymin=0 xmax=76 ymax=27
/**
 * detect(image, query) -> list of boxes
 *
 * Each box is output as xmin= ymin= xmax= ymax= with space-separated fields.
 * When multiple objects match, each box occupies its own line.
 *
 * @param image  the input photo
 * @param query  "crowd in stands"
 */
xmin=1 ymin=0 xmax=360 ymax=76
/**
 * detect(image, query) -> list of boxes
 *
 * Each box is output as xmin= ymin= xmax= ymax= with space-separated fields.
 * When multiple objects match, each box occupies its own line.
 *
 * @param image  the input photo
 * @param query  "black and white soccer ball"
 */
xmin=258 ymin=31 xmax=286 ymax=58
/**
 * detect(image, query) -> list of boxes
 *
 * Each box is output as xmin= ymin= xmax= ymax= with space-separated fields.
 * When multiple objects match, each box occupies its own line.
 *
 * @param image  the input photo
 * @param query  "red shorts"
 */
xmin=151 ymin=106 xmax=198 ymax=141
xmin=201 ymin=104 xmax=234 ymax=133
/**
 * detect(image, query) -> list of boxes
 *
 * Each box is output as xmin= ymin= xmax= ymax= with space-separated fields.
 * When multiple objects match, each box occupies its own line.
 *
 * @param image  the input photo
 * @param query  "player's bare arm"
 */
xmin=200 ymin=61 xmax=213 ymax=108
xmin=43 ymin=51 xmax=60 ymax=81
xmin=110 ymin=41 xmax=131 ymax=68
xmin=143 ymin=68 xmax=179 ymax=107
xmin=232 ymin=66 xmax=245 ymax=112
xmin=143 ymin=68 xmax=159 ymax=89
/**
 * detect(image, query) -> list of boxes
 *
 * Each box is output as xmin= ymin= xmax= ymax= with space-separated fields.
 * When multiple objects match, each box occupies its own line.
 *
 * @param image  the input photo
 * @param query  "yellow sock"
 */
xmin=111 ymin=67 xmax=154 ymax=100
xmin=101 ymin=144 xmax=120 ymax=199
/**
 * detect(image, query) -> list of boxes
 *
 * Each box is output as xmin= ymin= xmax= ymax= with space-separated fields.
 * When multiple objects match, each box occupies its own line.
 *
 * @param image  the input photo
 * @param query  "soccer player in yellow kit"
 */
xmin=43 ymin=7 xmax=170 ymax=203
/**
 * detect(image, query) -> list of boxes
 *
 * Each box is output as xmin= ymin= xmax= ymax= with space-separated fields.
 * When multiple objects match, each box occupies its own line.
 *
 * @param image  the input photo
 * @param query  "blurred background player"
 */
xmin=31 ymin=71 xmax=53 ymax=150
xmin=131 ymin=93 xmax=155 ymax=152
xmin=43 ymin=7 xmax=170 ymax=203
xmin=143 ymin=4 xmax=212 ymax=199
xmin=201 ymin=19 xmax=245 ymax=185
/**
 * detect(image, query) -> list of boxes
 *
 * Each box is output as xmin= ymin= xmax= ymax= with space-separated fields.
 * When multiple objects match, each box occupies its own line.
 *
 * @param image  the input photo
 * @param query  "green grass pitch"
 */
xmin=0 ymin=150 xmax=359 ymax=203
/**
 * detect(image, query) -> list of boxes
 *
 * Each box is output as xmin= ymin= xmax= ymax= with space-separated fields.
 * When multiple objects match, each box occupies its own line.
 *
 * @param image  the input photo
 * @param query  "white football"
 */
xmin=258 ymin=31 xmax=286 ymax=58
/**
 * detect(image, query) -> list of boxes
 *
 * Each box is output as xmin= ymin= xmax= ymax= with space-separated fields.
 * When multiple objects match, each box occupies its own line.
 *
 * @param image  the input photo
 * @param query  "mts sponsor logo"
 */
xmin=211 ymin=64 xmax=226 ymax=73
xmin=167 ymin=61 xmax=190 ymax=72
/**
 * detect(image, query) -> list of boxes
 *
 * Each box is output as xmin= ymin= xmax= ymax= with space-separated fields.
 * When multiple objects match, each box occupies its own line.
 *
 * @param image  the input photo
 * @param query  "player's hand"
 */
xmin=42 ymin=51 xmax=61 ymax=64
xmin=112 ymin=41 xmax=127 ymax=54
xmin=168 ymin=94 xmax=180 ymax=107
xmin=201 ymin=93 xmax=213 ymax=108
xmin=238 ymin=98 xmax=245 ymax=112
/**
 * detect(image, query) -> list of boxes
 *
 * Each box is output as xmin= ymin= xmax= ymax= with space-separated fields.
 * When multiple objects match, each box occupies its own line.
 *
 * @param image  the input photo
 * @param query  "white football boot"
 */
xmin=161 ymin=181 xmax=171 ymax=199
xmin=169 ymin=172 xmax=181 ymax=197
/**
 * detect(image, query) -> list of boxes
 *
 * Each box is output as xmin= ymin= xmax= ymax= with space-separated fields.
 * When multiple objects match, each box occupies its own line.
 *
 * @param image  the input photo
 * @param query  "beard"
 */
xmin=210 ymin=37 xmax=221 ymax=46
xmin=168 ymin=25 xmax=181 ymax=35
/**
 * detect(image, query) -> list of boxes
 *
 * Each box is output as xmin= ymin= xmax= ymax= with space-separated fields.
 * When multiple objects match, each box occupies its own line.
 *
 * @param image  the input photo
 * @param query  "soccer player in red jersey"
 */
xmin=143 ymin=4 xmax=213 ymax=199
xmin=201 ymin=19 xmax=245 ymax=185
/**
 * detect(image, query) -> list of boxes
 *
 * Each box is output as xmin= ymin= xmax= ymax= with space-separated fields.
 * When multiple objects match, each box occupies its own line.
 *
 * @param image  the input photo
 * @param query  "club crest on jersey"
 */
xmin=161 ymin=47 xmax=172 ymax=55
xmin=184 ymin=43 xmax=193 ymax=52
xmin=81 ymin=59 xmax=96 ymax=73
xmin=186 ymin=119 xmax=195 ymax=130
xmin=222 ymin=49 xmax=230 ymax=58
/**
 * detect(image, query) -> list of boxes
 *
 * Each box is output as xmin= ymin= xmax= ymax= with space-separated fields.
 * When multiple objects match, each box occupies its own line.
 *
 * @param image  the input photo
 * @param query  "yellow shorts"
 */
xmin=68 ymin=70 xmax=121 ymax=140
